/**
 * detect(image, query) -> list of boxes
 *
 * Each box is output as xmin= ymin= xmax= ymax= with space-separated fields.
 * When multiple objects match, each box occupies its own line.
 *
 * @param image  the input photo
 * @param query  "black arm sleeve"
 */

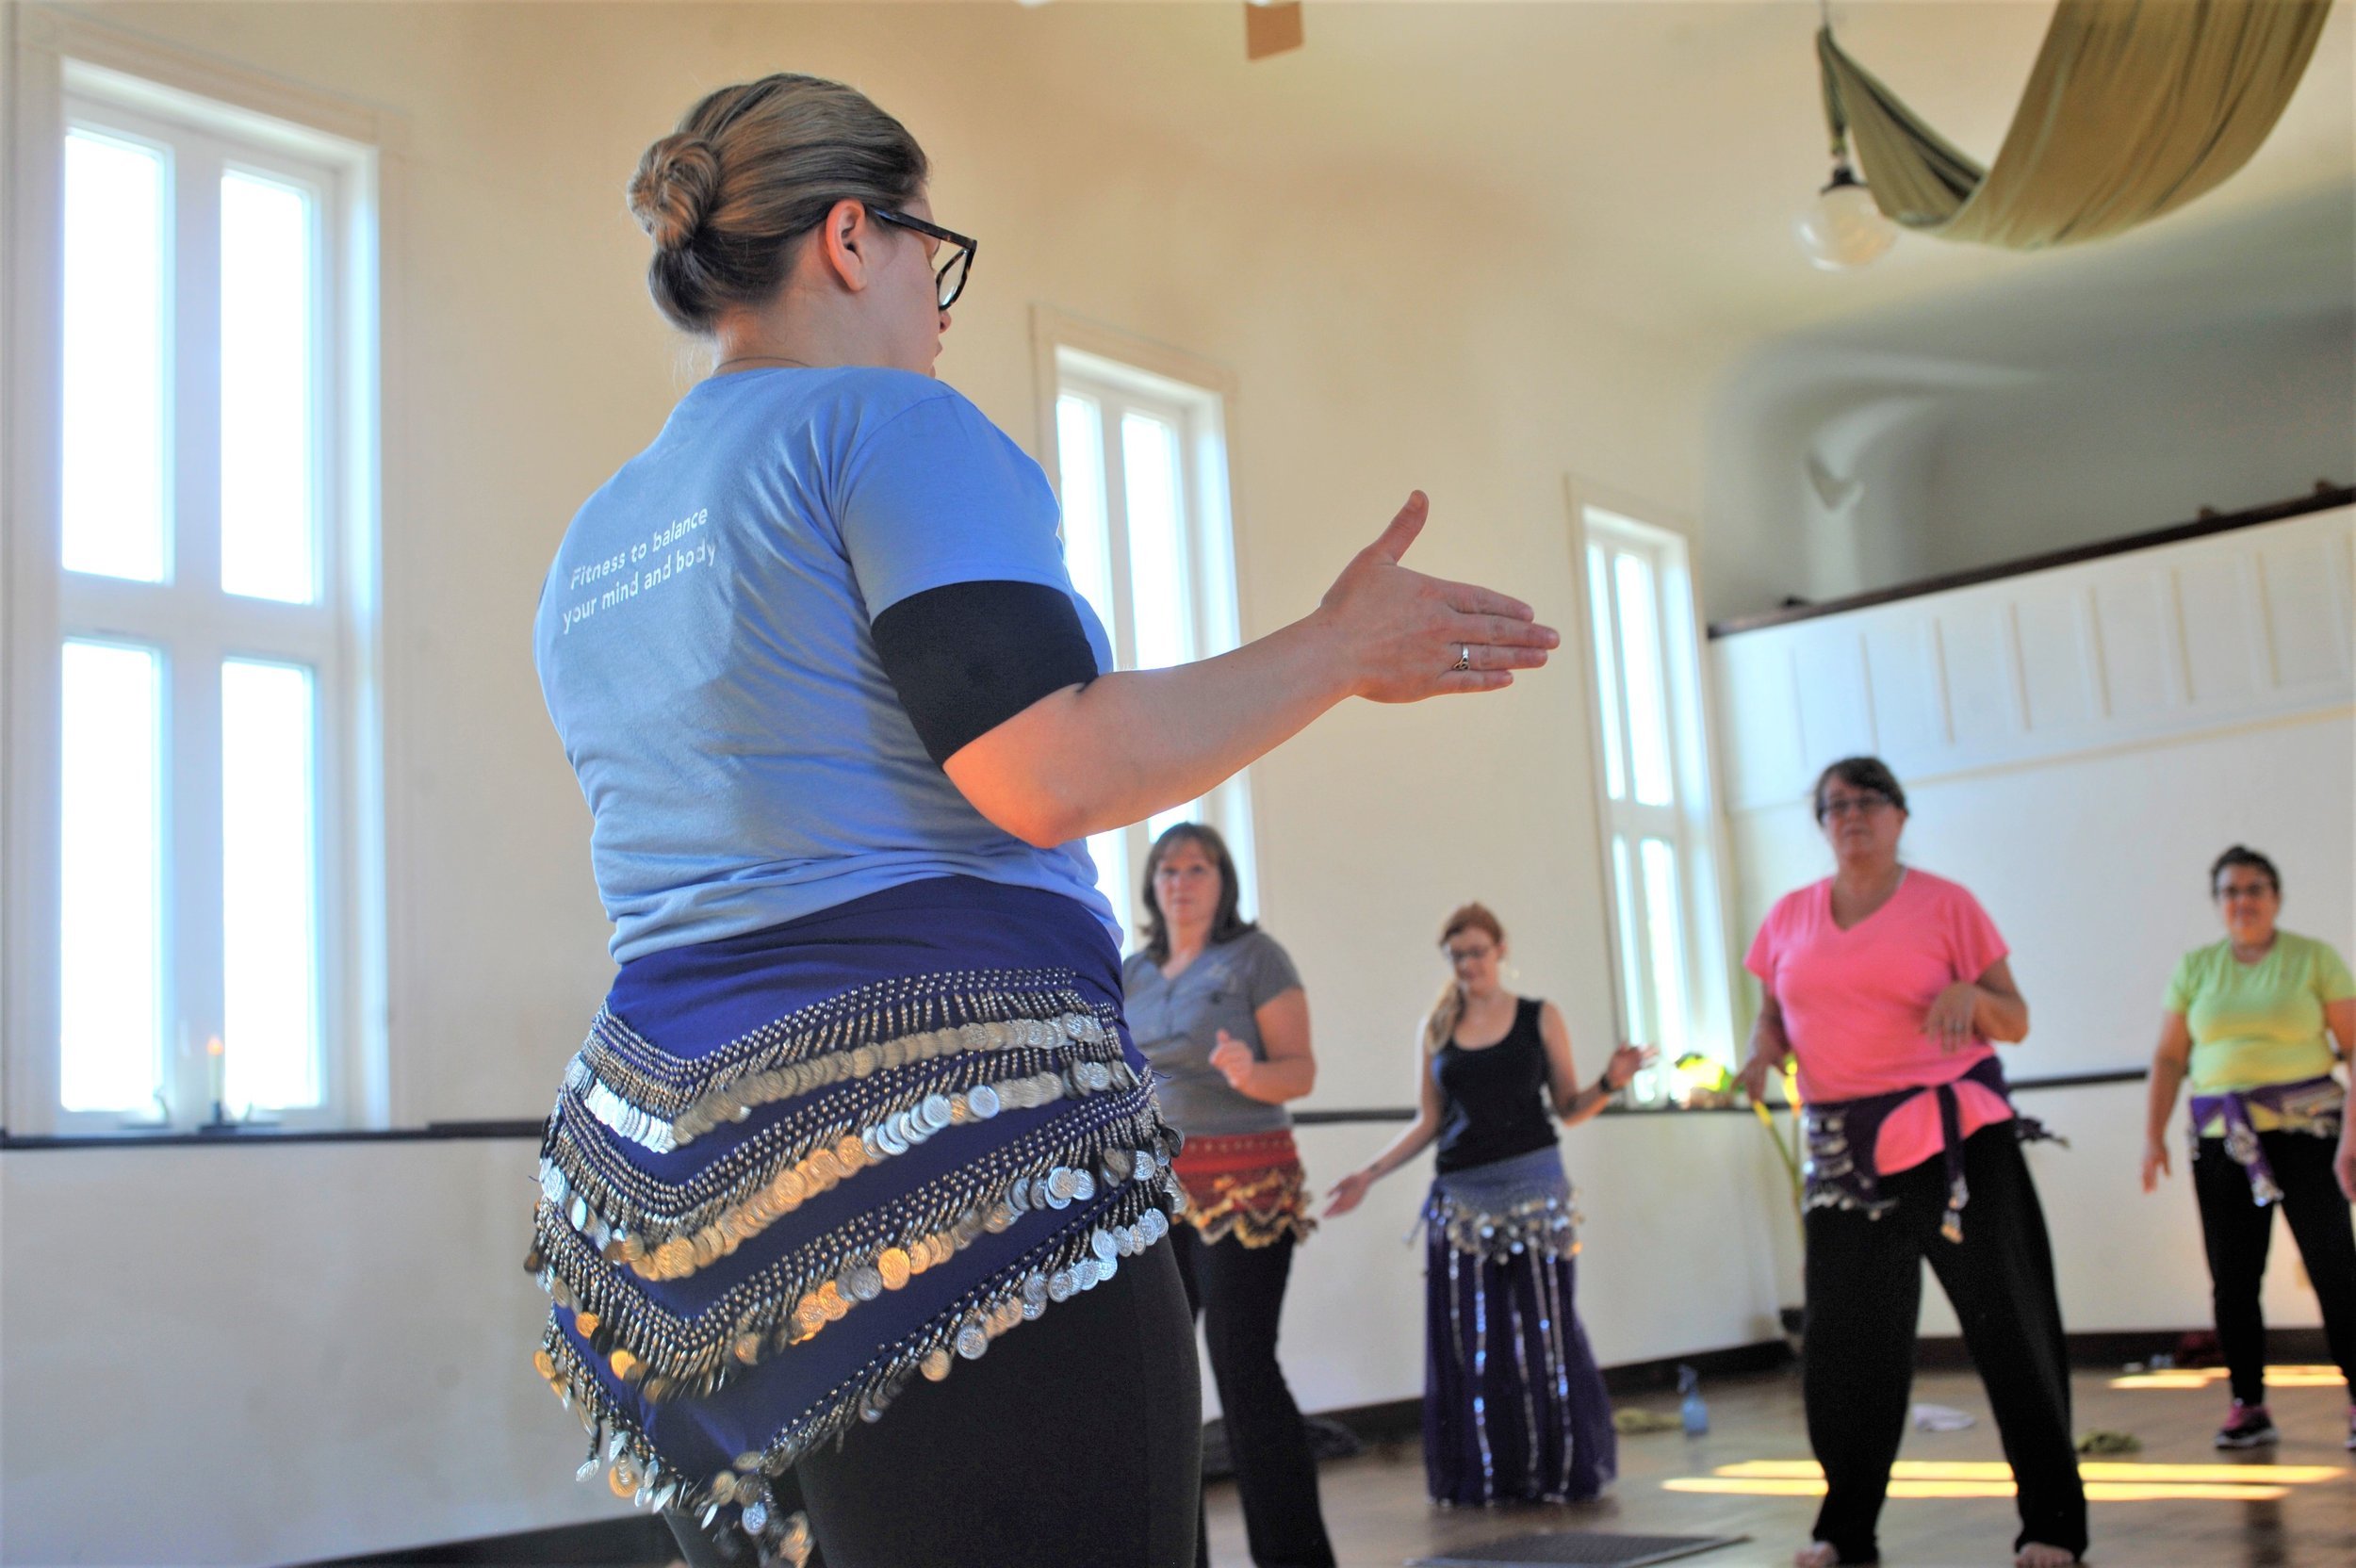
xmin=870 ymin=580 xmax=1102 ymax=766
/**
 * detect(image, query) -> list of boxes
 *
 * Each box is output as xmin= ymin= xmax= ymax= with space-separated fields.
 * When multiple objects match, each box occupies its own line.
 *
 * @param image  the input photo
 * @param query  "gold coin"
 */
xmin=654 ymin=1237 xmax=695 ymax=1277
xmin=611 ymin=1348 xmax=639 ymax=1379
xmin=876 ymin=1248 xmax=911 ymax=1291
xmin=836 ymin=1135 xmax=867 ymax=1171
xmin=532 ymin=1349 xmax=556 ymax=1380
xmin=574 ymin=1311 xmax=600 ymax=1336
xmin=817 ymin=1282 xmax=848 ymax=1320
xmin=771 ymin=1168 xmax=808 ymax=1209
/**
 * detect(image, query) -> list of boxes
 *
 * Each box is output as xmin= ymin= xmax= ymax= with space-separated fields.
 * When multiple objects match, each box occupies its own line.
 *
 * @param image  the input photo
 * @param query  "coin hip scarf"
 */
xmin=523 ymin=878 xmax=1185 ymax=1562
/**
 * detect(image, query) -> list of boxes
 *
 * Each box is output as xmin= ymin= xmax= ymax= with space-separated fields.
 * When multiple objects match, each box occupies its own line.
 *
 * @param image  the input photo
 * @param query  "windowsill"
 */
xmin=0 ymin=1119 xmax=541 ymax=1151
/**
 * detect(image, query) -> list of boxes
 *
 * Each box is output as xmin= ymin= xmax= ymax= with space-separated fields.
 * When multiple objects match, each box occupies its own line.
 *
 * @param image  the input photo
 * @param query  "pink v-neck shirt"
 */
xmin=1746 ymin=869 xmax=2014 ymax=1177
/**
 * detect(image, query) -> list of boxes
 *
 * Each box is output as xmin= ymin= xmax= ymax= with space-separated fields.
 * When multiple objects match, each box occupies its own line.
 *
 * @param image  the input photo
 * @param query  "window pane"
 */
xmin=62 ymin=131 xmax=169 ymax=583
xmin=1055 ymin=394 xmax=1117 ymax=649
xmin=1614 ymin=551 xmax=1675 ymax=806
xmin=1586 ymin=543 xmax=1626 ymax=801
xmin=1087 ymin=828 xmax=1132 ymax=939
xmin=1639 ymin=837 xmax=1690 ymax=1060
xmin=1146 ymin=801 xmax=1202 ymax=850
xmin=1611 ymin=832 xmax=1645 ymax=1045
xmin=221 ymin=660 xmax=321 ymax=1108
xmin=1121 ymin=412 xmax=1189 ymax=671
xmin=59 ymin=641 xmax=165 ymax=1111
xmin=221 ymin=171 xmax=317 ymax=603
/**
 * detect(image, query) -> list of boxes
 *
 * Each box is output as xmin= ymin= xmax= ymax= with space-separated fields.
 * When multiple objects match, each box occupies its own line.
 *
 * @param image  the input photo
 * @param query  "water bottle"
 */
xmin=1677 ymin=1364 xmax=1710 ymax=1436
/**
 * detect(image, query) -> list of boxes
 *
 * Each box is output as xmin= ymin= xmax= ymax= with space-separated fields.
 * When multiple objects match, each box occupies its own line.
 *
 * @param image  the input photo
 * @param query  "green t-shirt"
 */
xmin=2165 ymin=930 xmax=2355 ymax=1099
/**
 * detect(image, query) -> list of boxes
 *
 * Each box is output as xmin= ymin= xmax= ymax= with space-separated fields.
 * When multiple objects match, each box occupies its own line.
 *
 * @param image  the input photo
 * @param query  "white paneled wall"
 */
xmin=1713 ymin=506 xmax=2355 ymax=813
xmin=1713 ymin=507 xmax=2355 ymax=1336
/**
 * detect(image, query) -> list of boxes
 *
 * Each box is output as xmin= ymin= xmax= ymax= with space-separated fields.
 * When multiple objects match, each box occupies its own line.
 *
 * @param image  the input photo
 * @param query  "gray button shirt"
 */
xmin=1121 ymin=929 xmax=1302 ymax=1137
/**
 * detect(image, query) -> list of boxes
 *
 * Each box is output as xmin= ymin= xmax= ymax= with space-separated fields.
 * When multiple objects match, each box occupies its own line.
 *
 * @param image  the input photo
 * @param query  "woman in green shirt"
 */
xmin=2141 ymin=845 xmax=2356 ymax=1451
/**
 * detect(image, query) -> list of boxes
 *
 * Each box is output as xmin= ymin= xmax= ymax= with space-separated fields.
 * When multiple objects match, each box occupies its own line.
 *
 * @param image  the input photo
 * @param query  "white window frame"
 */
xmin=1031 ymin=308 xmax=1256 ymax=942
xmin=1571 ymin=485 xmax=1739 ymax=1089
xmin=4 ymin=12 xmax=393 ymax=1135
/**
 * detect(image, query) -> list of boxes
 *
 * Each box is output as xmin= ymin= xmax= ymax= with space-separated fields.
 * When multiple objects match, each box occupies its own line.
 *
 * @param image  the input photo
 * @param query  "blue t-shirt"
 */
xmin=533 ymin=367 xmax=1118 ymax=961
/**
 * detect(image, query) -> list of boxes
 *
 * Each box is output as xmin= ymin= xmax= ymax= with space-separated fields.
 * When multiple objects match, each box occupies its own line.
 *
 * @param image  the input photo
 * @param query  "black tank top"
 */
xmin=1432 ymin=996 xmax=1559 ymax=1175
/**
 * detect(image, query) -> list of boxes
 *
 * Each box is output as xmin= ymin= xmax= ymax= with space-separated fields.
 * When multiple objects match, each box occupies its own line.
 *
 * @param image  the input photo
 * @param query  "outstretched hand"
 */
xmin=1316 ymin=492 xmax=1558 ymax=703
xmin=1324 ymin=1168 xmax=1376 ymax=1218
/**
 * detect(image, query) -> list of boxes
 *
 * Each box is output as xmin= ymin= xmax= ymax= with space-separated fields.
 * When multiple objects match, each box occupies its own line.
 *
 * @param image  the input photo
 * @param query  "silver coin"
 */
xmin=968 ymin=1084 xmax=1001 ymax=1119
xmin=1071 ymin=1169 xmax=1096 ymax=1202
xmin=742 ymin=1500 xmax=770 ymax=1535
xmin=1091 ymin=1228 xmax=1118 ymax=1262
xmin=922 ymin=1093 xmax=954 ymax=1131
xmin=956 ymin=1322 xmax=990 ymax=1360
xmin=1047 ymin=1269 xmax=1074 ymax=1302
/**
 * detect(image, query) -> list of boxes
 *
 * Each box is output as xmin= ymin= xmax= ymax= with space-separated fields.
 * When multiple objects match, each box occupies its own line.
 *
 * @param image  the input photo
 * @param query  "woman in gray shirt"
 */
xmin=1123 ymin=824 xmax=1334 ymax=1568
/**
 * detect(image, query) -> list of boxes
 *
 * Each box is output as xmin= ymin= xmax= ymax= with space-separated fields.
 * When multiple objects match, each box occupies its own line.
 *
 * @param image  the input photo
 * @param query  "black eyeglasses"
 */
xmin=1816 ymin=791 xmax=1893 ymax=822
xmin=871 ymin=207 xmax=976 ymax=311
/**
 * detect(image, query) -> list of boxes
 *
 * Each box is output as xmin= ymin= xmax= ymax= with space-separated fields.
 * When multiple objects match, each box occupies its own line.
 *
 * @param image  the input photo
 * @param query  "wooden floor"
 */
xmin=1207 ymin=1367 xmax=2354 ymax=1568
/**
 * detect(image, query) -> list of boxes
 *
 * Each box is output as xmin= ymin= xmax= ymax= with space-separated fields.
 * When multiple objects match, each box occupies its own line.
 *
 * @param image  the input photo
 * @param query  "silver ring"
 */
xmin=1452 ymin=645 xmax=1471 ymax=672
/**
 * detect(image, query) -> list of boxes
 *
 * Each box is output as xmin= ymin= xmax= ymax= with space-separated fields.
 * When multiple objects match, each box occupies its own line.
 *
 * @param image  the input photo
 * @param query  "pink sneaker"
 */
xmin=2214 ymin=1400 xmax=2278 ymax=1449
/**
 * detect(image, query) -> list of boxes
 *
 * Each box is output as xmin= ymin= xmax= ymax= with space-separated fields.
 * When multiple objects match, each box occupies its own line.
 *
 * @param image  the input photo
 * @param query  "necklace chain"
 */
xmin=713 ymin=352 xmax=813 ymax=374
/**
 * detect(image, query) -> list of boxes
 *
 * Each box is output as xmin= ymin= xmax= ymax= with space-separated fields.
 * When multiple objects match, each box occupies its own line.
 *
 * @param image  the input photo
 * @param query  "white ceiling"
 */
xmin=1006 ymin=0 xmax=2355 ymax=359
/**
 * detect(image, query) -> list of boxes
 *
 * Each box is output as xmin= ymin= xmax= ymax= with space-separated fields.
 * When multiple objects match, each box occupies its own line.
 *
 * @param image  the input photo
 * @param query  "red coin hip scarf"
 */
xmin=1171 ymin=1129 xmax=1317 ymax=1248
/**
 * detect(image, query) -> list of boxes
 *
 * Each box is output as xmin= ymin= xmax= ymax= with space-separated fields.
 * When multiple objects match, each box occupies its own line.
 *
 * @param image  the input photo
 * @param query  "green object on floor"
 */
xmin=2077 ymin=1429 xmax=2141 ymax=1455
xmin=1613 ymin=1408 xmax=1684 ymax=1435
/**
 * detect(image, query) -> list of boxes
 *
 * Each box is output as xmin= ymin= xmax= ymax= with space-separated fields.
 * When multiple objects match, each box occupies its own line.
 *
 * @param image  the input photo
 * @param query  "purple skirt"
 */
xmin=1422 ymin=1146 xmax=1616 ymax=1506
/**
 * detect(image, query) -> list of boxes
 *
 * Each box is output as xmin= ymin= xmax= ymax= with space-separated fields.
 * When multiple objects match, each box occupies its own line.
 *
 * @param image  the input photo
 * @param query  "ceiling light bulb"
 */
xmin=1795 ymin=162 xmax=1897 ymax=271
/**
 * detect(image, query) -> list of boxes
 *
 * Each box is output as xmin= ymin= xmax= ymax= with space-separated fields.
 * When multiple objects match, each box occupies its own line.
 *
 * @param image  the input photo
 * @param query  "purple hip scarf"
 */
xmin=1802 ymin=1054 xmax=2059 ymax=1243
xmin=523 ymin=876 xmax=1184 ymax=1560
xmin=2188 ymin=1075 xmax=2346 ymax=1205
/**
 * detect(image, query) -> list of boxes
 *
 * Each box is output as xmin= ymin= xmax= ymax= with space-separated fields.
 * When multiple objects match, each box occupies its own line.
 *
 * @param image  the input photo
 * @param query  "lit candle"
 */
xmin=206 ymin=1035 xmax=226 ymax=1118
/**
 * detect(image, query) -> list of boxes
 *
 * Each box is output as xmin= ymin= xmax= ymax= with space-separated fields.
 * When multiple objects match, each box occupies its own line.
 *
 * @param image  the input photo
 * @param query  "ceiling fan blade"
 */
xmin=1245 ymin=0 xmax=1304 ymax=61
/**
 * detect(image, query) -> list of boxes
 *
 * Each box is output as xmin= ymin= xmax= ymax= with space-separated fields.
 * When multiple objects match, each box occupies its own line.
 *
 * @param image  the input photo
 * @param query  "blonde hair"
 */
xmin=1422 ymin=903 xmax=1506 ymax=1054
xmin=627 ymin=74 xmax=928 ymax=333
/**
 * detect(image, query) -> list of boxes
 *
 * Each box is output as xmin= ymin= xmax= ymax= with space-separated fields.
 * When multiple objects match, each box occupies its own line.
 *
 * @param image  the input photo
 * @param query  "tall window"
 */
xmin=1047 ymin=341 xmax=1254 ymax=939
xmin=1579 ymin=505 xmax=1734 ymax=1085
xmin=8 ymin=52 xmax=381 ymax=1134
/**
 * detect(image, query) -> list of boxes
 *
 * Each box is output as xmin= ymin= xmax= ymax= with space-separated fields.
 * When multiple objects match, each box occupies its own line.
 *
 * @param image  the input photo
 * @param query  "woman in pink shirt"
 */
xmin=1739 ymin=757 xmax=2085 ymax=1568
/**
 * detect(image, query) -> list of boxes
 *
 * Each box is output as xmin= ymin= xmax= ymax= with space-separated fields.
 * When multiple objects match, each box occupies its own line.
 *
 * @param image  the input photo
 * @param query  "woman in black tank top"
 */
xmin=1434 ymin=997 xmax=1561 ymax=1173
xmin=1324 ymin=904 xmax=1650 ymax=1506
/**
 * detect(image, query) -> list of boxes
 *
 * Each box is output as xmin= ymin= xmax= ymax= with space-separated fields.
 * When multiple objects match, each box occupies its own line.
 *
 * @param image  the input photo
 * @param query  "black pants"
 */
xmin=2191 ymin=1130 xmax=2356 ymax=1406
xmin=1170 ymin=1224 xmax=1336 ymax=1568
xmin=666 ymin=1236 xmax=1201 ymax=1568
xmin=1801 ymin=1127 xmax=2086 ymax=1565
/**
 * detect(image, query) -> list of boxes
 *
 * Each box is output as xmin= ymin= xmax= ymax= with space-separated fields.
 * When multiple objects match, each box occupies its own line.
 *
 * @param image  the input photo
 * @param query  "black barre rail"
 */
xmin=0 ymin=1069 xmax=2152 ymax=1150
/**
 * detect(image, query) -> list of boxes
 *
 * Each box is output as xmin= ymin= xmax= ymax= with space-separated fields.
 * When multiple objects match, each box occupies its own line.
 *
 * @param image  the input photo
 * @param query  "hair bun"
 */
xmin=629 ymin=133 xmax=720 ymax=253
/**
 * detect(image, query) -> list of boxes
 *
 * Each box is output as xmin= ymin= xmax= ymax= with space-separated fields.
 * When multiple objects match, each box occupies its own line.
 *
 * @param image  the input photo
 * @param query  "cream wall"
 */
xmin=1 ymin=6 xmax=1777 ymax=1563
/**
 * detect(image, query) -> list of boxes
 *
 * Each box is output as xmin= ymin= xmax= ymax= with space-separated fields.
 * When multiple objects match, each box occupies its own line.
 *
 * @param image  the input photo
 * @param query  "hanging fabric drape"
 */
xmin=1818 ymin=0 xmax=2334 ymax=249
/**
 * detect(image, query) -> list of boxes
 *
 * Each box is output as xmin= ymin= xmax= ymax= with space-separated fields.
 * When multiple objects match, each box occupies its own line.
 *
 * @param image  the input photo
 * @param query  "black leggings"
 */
xmin=1170 ymin=1225 xmax=1336 ymax=1568
xmin=666 ymin=1236 xmax=1201 ymax=1568
xmin=2191 ymin=1130 xmax=2356 ymax=1406
xmin=1801 ymin=1127 xmax=2086 ymax=1565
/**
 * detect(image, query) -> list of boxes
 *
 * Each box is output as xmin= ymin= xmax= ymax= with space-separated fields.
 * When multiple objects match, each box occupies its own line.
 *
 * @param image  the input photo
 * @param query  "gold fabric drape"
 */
xmin=1818 ymin=0 xmax=2333 ymax=249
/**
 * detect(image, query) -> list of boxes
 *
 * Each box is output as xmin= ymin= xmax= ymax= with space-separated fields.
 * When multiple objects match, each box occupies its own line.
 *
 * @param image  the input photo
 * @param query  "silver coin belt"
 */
xmin=527 ymin=970 xmax=1187 ymax=1557
xmin=1424 ymin=1186 xmax=1581 ymax=1265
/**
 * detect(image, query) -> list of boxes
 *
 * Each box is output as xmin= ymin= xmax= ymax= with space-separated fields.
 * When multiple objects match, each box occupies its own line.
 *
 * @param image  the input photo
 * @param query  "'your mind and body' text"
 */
xmin=559 ymin=508 xmax=715 ymax=634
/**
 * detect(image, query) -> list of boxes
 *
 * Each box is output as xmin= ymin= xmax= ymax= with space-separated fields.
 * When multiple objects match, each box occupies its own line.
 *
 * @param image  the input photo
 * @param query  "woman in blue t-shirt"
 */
xmin=528 ymin=74 xmax=1558 ymax=1568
